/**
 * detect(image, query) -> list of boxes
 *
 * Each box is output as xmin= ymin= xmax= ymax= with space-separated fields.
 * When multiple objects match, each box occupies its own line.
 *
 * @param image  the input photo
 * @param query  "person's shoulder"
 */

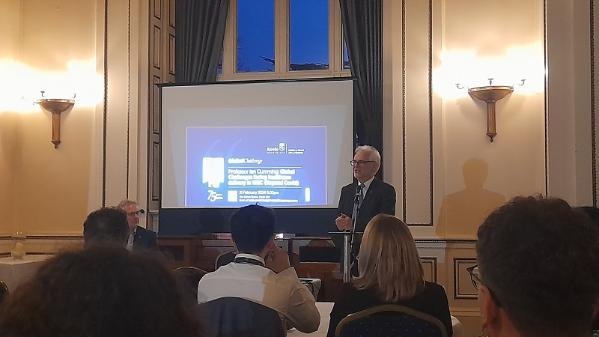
xmin=370 ymin=177 xmax=395 ymax=194
xmin=199 ymin=265 xmax=231 ymax=282
xmin=136 ymin=226 xmax=157 ymax=236
xmin=377 ymin=178 xmax=395 ymax=190
xmin=341 ymin=182 xmax=355 ymax=190
xmin=423 ymin=281 xmax=448 ymax=297
xmin=339 ymin=283 xmax=371 ymax=298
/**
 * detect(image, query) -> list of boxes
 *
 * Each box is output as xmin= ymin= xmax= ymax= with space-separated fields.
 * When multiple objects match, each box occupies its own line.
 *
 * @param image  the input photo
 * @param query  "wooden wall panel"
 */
xmin=152 ymin=25 xmax=161 ymax=70
xmin=420 ymin=256 xmax=437 ymax=283
xmin=152 ymin=141 xmax=160 ymax=202
xmin=453 ymin=257 xmax=477 ymax=300
xmin=152 ymin=75 xmax=161 ymax=134
xmin=153 ymin=0 xmax=162 ymax=19
xmin=169 ymin=33 xmax=176 ymax=75
xmin=147 ymin=0 xmax=174 ymax=230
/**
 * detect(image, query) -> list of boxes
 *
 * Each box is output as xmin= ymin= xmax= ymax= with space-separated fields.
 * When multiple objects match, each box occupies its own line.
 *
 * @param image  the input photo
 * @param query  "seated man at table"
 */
xmin=197 ymin=205 xmax=320 ymax=333
xmin=475 ymin=196 xmax=599 ymax=337
xmin=83 ymin=207 xmax=129 ymax=246
xmin=118 ymin=200 xmax=158 ymax=251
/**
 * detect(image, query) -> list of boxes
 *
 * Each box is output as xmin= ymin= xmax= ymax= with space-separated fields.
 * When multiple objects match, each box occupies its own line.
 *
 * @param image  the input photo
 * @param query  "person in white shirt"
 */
xmin=197 ymin=205 xmax=320 ymax=333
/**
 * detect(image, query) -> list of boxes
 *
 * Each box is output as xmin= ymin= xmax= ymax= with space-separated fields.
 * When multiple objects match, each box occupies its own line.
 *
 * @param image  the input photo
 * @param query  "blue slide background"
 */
xmin=186 ymin=126 xmax=327 ymax=207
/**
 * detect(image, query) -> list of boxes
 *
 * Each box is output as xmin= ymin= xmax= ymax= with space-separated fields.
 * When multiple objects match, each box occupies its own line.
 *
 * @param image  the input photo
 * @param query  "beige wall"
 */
xmin=0 ymin=0 xmax=98 ymax=235
xmin=436 ymin=0 xmax=545 ymax=238
xmin=0 ymin=0 xmax=22 ymax=235
xmin=0 ymin=0 xmax=149 ymax=239
xmin=384 ymin=0 xmax=546 ymax=240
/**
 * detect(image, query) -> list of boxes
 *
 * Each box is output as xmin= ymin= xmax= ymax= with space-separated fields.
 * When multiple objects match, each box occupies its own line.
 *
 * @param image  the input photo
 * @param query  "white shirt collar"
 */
xmin=234 ymin=253 xmax=265 ymax=265
xmin=360 ymin=176 xmax=375 ymax=188
xmin=359 ymin=176 xmax=375 ymax=196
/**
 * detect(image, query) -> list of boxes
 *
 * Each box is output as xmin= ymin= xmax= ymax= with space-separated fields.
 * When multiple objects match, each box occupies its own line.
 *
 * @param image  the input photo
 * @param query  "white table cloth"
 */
xmin=288 ymin=302 xmax=464 ymax=337
xmin=0 ymin=255 xmax=51 ymax=291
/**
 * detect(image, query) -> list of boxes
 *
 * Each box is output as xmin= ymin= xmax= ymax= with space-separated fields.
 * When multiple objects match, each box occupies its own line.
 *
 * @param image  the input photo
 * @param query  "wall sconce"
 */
xmin=35 ymin=91 xmax=75 ymax=148
xmin=465 ymin=78 xmax=519 ymax=142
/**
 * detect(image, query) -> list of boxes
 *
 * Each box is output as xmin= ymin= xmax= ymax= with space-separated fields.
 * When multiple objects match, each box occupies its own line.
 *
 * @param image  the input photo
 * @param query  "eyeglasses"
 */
xmin=466 ymin=264 xmax=502 ymax=306
xmin=350 ymin=160 xmax=376 ymax=167
xmin=126 ymin=209 xmax=145 ymax=217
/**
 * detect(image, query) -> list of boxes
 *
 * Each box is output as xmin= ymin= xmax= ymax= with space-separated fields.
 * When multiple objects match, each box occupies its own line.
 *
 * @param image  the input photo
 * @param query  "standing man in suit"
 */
xmin=334 ymin=145 xmax=396 ymax=259
xmin=336 ymin=145 xmax=396 ymax=232
xmin=118 ymin=200 xmax=158 ymax=251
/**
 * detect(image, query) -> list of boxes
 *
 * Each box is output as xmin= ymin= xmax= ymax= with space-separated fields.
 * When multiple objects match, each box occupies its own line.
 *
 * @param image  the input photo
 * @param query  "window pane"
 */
xmin=217 ymin=52 xmax=223 ymax=75
xmin=343 ymin=38 xmax=350 ymax=70
xmin=237 ymin=0 xmax=275 ymax=72
xmin=289 ymin=0 xmax=329 ymax=71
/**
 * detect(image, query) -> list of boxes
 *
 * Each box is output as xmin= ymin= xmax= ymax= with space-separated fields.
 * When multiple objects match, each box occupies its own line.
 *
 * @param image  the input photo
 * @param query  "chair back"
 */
xmin=214 ymin=250 xmax=237 ymax=269
xmin=335 ymin=304 xmax=448 ymax=337
xmin=0 ymin=281 xmax=8 ymax=303
xmin=173 ymin=266 xmax=207 ymax=302
xmin=197 ymin=297 xmax=285 ymax=337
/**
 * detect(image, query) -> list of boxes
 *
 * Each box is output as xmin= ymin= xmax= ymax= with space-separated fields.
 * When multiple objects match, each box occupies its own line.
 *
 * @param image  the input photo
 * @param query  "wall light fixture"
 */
xmin=461 ymin=78 xmax=522 ymax=142
xmin=36 ymin=91 xmax=75 ymax=148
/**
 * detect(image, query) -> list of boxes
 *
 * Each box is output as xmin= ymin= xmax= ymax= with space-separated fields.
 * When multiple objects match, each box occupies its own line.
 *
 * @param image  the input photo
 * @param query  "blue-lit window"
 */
xmin=217 ymin=53 xmax=223 ymax=75
xmin=236 ymin=0 xmax=275 ymax=72
xmin=289 ymin=0 xmax=329 ymax=71
xmin=343 ymin=38 xmax=350 ymax=70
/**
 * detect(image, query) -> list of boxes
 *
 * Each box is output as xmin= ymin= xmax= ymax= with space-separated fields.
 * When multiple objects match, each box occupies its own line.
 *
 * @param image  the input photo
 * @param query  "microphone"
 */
xmin=351 ymin=183 xmax=364 ymax=225
xmin=354 ymin=183 xmax=364 ymax=206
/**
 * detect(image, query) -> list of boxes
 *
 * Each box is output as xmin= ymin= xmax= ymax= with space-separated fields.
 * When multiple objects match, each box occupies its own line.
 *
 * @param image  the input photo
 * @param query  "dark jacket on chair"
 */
xmin=198 ymin=297 xmax=285 ymax=337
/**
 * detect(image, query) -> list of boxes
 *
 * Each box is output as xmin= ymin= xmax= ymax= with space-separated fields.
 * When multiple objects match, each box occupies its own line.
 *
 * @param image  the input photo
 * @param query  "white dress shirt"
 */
xmin=197 ymin=253 xmax=320 ymax=333
xmin=360 ymin=176 xmax=375 ymax=199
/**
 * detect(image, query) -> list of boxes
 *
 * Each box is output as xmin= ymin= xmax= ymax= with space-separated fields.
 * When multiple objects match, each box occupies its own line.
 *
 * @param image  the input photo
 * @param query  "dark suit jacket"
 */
xmin=337 ymin=177 xmax=396 ymax=232
xmin=133 ymin=226 xmax=158 ymax=251
xmin=333 ymin=178 xmax=396 ymax=257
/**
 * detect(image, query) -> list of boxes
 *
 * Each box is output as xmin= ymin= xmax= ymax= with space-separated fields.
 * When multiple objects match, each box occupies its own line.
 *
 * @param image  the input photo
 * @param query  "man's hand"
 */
xmin=335 ymin=213 xmax=352 ymax=231
xmin=265 ymin=246 xmax=290 ymax=273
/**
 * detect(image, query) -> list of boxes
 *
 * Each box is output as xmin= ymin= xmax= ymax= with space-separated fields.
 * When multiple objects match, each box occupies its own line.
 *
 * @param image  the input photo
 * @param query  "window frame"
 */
xmin=219 ymin=0 xmax=351 ymax=81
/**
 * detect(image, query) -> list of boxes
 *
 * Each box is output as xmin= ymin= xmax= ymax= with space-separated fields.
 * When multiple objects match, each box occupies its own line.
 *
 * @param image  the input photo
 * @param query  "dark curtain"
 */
xmin=175 ymin=0 xmax=230 ymax=83
xmin=339 ymin=0 xmax=384 ymax=174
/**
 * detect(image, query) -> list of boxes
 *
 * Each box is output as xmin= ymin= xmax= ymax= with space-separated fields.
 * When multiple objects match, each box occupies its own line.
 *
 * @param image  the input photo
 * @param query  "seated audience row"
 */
xmin=197 ymin=205 xmax=321 ymax=334
xmin=83 ymin=200 xmax=158 ymax=251
xmin=1 ymin=197 xmax=597 ymax=337
xmin=327 ymin=213 xmax=452 ymax=337
xmin=475 ymin=196 xmax=599 ymax=337
xmin=0 ymin=246 xmax=198 ymax=337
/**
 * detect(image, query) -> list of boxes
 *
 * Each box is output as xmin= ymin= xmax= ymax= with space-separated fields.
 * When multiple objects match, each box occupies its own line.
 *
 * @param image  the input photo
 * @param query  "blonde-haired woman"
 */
xmin=326 ymin=214 xmax=452 ymax=337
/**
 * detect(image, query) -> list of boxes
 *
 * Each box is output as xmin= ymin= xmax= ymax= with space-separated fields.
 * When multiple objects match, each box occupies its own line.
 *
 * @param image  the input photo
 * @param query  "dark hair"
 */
xmin=477 ymin=196 xmax=599 ymax=337
xmin=230 ymin=205 xmax=275 ymax=254
xmin=576 ymin=206 xmax=599 ymax=225
xmin=83 ymin=207 xmax=129 ymax=246
xmin=0 ymin=246 xmax=199 ymax=337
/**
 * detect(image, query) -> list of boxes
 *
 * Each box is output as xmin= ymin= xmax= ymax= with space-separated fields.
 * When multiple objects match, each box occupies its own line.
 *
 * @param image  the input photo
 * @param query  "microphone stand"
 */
xmin=346 ymin=184 xmax=362 ymax=279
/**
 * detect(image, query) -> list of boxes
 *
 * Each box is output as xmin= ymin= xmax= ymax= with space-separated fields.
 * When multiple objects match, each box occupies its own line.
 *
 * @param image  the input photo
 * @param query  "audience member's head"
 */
xmin=476 ymin=196 xmax=599 ymax=337
xmin=0 ymin=246 xmax=199 ymax=337
xmin=576 ymin=205 xmax=599 ymax=226
xmin=229 ymin=205 xmax=275 ymax=255
xmin=83 ymin=207 xmax=129 ymax=246
xmin=354 ymin=214 xmax=423 ymax=302
xmin=118 ymin=199 xmax=145 ymax=232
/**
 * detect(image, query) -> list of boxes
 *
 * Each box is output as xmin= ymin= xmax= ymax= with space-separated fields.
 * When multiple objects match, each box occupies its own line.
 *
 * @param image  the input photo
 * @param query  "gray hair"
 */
xmin=117 ymin=199 xmax=138 ymax=210
xmin=354 ymin=145 xmax=381 ymax=164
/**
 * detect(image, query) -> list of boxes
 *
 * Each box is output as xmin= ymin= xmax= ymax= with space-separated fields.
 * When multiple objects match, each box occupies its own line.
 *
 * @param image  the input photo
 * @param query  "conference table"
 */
xmin=288 ymin=302 xmax=464 ymax=337
xmin=0 ymin=255 xmax=51 ymax=291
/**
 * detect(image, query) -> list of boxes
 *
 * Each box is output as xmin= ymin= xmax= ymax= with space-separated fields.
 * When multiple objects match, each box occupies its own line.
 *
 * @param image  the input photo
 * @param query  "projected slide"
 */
xmin=186 ymin=126 xmax=327 ymax=207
